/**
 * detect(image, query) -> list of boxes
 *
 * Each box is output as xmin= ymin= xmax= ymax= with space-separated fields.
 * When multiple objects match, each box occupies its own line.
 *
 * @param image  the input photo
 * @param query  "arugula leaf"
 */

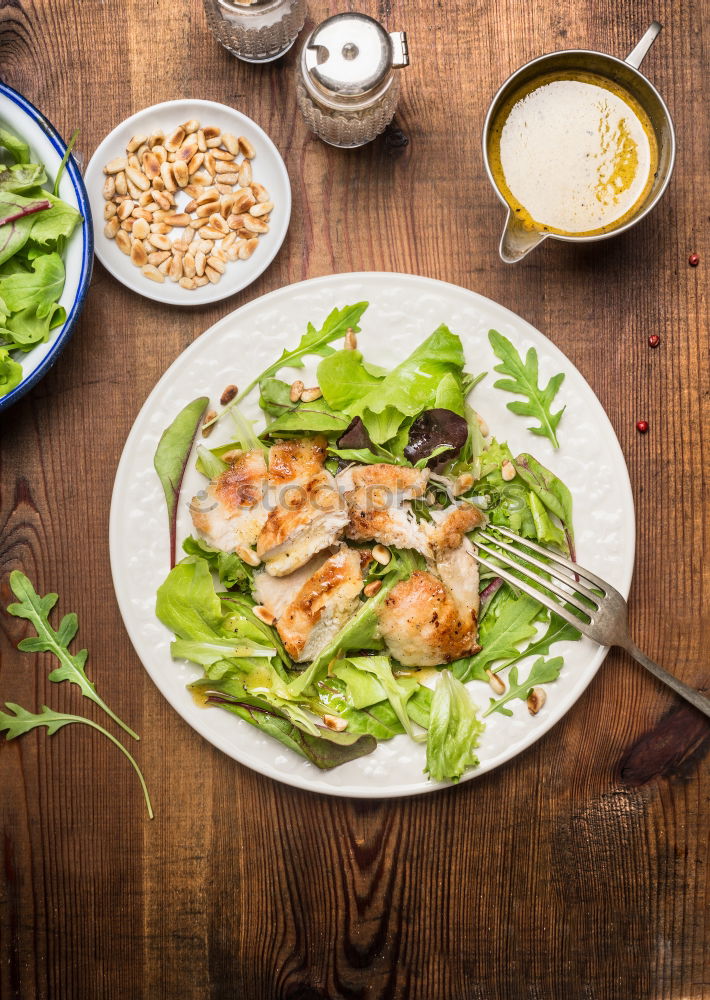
xmin=0 ymin=127 xmax=30 ymax=164
xmin=7 ymin=571 xmax=139 ymax=741
xmin=205 ymin=693 xmax=377 ymax=768
xmin=498 ymin=612 xmax=581 ymax=671
xmin=153 ymin=396 xmax=209 ymax=568
xmin=452 ymin=592 xmax=540 ymax=682
xmin=171 ymin=637 xmax=275 ymax=666
xmin=349 ymin=324 xmax=466 ymax=444
xmin=0 ymin=703 xmax=153 ymax=818
xmin=513 ymin=453 xmax=575 ymax=557
xmin=425 ymin=671 xmax=484 ymax=781
xmin=0 ymin=346 xmax=21 ymax=396
xmin=206 ymin=302 xmax=369 ymax=428
xmin=484 ymin=656 xmax=564 ymax=716
xmin=488 ymin=330 xmax=565 ymax=448
xmin=0 ymin=251 xmax=64 ymax=317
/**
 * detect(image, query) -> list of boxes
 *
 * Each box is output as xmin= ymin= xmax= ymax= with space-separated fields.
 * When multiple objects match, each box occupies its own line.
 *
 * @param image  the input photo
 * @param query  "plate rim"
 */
xmin=84 ymin=98 xmax=292 ymax=307
xmin=110 ymin=271 xmax=636 ymax=798
xmin=0 ymin=81 xmax=94 ymax=412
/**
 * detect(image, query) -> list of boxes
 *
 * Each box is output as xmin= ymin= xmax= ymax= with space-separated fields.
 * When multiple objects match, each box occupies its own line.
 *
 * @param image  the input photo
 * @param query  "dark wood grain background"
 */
xmin=1 ymin=0 xmax=708 ymax=997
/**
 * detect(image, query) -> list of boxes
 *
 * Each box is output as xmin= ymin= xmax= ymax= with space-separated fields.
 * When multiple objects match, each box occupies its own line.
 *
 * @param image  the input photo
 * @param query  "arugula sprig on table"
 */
xmin=488 ymin=330 xmax=565 ymax=448
xmin=3 ymin=572 xmax=152 ymax=818
xmin=0 ymin=703 xmax=153 ymax=818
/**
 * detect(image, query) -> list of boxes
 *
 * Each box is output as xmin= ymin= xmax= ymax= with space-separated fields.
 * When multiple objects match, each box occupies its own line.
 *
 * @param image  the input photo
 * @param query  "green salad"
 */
xmin=0 ymin=124 xmax=83 ymax=397
xmin=154 ymin=303 xmax=580 ymax=782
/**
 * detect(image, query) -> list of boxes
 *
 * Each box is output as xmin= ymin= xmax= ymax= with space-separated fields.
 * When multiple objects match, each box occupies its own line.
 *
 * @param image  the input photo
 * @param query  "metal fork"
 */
xmin=474 ymin=524 xmax=710 ymax=719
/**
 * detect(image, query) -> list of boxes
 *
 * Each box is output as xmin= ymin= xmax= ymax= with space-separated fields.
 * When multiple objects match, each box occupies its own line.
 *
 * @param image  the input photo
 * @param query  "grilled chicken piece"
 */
xmin=339 ymin=464 xmax=432 ymax=553
xmin=257 ymin=436 xmax=349 ymax=576
xmin=256 ymin=546 xmax=365 ymax=662
xmin=377 ymin=568 xmax=479 ymax=667
xmin=190 ymin=450 xmax=268 ymax=559
xmin=424 ymin=503 xmax=485 ymax=554
xmin=434 ymin=535 xmax=480 ymax=619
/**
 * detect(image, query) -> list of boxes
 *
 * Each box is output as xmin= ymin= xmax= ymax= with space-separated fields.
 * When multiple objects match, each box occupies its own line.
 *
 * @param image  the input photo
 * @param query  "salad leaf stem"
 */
xmin=0 ymin=199 xmax=51 ymax=226
xmin=7 ymin=571 xmax=139 ymax=741
xmin=52 ymin=129 xmax=79 ymax=197
xmin=0 ymin=703 xmax=153 ymax=818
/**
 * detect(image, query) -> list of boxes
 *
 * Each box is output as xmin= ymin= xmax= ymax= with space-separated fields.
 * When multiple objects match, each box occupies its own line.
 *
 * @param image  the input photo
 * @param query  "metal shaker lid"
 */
xmin=303 ymin=13 xmax=408 ymax=102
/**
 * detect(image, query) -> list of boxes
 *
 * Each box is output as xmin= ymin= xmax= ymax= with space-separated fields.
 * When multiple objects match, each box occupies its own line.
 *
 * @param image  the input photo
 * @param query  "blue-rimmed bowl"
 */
xmin=0 ymin=82 xmax=93 ymax=412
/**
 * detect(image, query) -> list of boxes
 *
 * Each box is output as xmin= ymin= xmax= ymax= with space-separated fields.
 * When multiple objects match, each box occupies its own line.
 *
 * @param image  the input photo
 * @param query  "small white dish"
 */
xmin=84 ymin=99 xmax=291 ymax=307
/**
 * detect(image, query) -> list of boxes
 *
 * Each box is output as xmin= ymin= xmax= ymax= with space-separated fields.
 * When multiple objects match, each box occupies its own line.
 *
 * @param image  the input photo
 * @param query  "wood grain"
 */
xmin=1 ymin=0 xmax=708 ymax=997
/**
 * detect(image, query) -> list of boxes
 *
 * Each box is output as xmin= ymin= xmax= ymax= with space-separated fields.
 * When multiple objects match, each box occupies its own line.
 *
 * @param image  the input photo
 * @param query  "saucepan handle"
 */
xmin=625 ymin=21 xmax=662 ymax=69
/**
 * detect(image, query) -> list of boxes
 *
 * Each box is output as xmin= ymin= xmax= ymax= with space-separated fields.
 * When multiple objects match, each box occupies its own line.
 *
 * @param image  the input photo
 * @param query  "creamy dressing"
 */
xmin=489 ymin=71 xmax=658 ymax=237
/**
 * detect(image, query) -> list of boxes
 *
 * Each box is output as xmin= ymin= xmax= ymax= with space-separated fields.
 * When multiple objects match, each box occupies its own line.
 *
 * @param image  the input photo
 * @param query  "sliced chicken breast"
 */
xmin=191 ymin=450 xmax=268 ymax=559
xmin=260 ymin=546 xmax=365 ymax=662
xmin=252 ymin=553 xmax=329 ymax=620
xmin=257 ymin=436 xmax=349 ymax=576
xmin=339 ymin=464 xmax=432 ymax=553
xmin=424 ymin=502 xmax=485 ymax=554
xmin=377 ymin=569 xmax=479 ymax=667
xmin=434 ymin=535 xmax=480 ymax=618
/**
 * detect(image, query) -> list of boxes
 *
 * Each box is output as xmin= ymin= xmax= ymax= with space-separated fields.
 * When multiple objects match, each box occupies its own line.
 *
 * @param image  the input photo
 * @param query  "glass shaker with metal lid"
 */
xmin=296 ymin=13 xmax=409 ymax=147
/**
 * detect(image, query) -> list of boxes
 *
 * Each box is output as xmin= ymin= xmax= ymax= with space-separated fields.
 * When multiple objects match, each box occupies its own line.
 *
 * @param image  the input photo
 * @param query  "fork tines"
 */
xmin=473 ymin=524 xmax=605 ymax=629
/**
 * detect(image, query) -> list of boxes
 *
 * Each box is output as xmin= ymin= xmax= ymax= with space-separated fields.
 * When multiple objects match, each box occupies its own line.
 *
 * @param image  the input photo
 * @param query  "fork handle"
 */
xmin=620 ymin=638 xmax=710 ymax=719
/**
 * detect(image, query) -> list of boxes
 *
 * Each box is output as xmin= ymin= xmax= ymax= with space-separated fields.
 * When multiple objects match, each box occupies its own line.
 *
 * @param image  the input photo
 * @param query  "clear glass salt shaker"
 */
xmin=295 ymin=13 xmax=409 ymax=148
xmin=203 ymin=0 xmax=307 ymax=64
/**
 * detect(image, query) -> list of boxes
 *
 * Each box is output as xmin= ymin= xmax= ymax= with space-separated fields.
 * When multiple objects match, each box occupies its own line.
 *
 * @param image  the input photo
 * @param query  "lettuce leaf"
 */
xmin=156 ymin=557 xmax=224 ymax=641
xmin=347 ymin=324 xmax=466 ymax=444
xmin=0 ymin=346 xmax=22 ymax=396
xmin=425 ymin=671 xmax=484 ymax=781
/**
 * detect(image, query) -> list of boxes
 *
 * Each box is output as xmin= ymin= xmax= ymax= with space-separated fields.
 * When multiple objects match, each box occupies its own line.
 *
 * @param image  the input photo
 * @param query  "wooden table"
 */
xmin=1 ymin=1 xmax=708 ymax=997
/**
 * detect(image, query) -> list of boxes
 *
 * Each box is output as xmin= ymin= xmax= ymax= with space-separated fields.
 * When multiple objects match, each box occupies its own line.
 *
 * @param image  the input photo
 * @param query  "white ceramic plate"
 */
xmin=84 ymin=99 xmax=291 ymax=307
xmin=0 ymin=83 xmax=93 ymax=411
xmin=110 ymin=273 xmax=635 ymax=797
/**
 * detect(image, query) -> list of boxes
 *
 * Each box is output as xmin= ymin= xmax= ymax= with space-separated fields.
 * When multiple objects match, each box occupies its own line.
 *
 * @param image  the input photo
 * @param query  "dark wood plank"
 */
xmin=1 ymin=0 xmax=708 ymax=997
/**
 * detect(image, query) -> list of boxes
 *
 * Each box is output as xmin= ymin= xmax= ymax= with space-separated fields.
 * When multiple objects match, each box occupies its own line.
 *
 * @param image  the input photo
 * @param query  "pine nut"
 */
xmin=242 ymin=215 xmax=268 ymax=234
xmin=104 ymin=202 xmax=117 ymax=220
xmin=300 ymin=387 xmax=322 ymax=402
xmin=130 ymin=241 xmax=148 ymax=267
xmin=501 ymin=460 xmax=516 ymax=481
xmin=160 ymin=162 xmax=177 ymax=192
xmin=150 ymin=223 xmax=172 ymax=235
xmin=115 ymin=171 xmax=128 ymax=196
xmin=196 ymin=129 xmax=207 ymax=152
xmin=132 ymin=207 xmax=152 ymax=221
xmin=126 ymin=134 xmax=148 ymax=154
xmin=125 ymin=166 xmax=150 ymax=191
xmin=527 ymin=687 xmax=547 ymax=714
xmin=142 ymin=264 xmax=164 ymax=283
xmin=249 ymin=200 xmax=273 ymax=217
xmin=152 ymin=190 xmax=172 ymax=211
xmin=104 ymin=156 xmax=128 ymax=174
xmin=222 ymin=232 xmax=237 ymax=251
xmin=363 ymin=580 xmax=382 ymax=598
xmin=252 ymin=604 xmax=274 ymax=624
xmin=149 ymin=129 xmax=165 ymax=147
xmin=147 ymin=250 xmax=170 ymax=266
xmin=344 ymin=327 xmax=357 ymax=350
xmin=115 ymin=230 xmax=131 ymax=254
xmin=222 ymin=132 xmax=239 ymax=155
xmin=208 ymin=213 xmax=230 ymax=235
xmin=206 ymin=255 xmax=225 ymax=274
xmin=127 ymin=153 xmax=141 ymax=170
xmin=138 ymin=190 xmax=154 ymax=207
xmin=158 ymin=256 xmax=172 ymax=275
xmin=117 ymin=199 xmax=134 ymax=221
xmin=169 ymin=254 xmax=183 ymax=281
xmin=181 ymin=119 xmax=200 ymax=134
xmin=204 ymin=152 xmax=217 ymax=176
xmin=202 ymin=126 xmax=221 ymax=142
xmin=194 ymin=251 xmax=206 ymax=276
xmin=199 ymin=226 xmax=225 ymax=240
xmin=205 ymin=265 xmax=221 ymax=284
xmin=176 ymin=140 xmax=198 ymax=164
xmin=220 ymin=384 xmax=238 ymax=405
xmin=238 ymin=136 xmax=256 ymax=158
xmin=182 ymin=253 xmax=196 ymax=278
xmin=152 ymin=145 xmax=168 ymax=165
xmin=179 ymin=276 xmax=197 ymax=290
xmin=237 ymin=238 xmax=258 ymax=259
xmin=173 ymin=161 xmax=189 ymax=187
xmin=164 ymin=213 xmax=191 ymax=227
xmin=132 ymin=218 xmax=150 ymax=240
xmin=194 ymin=275 xmax=209 ymax=287
xmin=238 ymin=160 xmax=252 ymax=186
xmin=142 ymin=151 xmax=161 ymax=180
xmin=487 ymin=669 xmax=506 ymax=695
xmin=148 ymin=233 xmax=171 ymax=251
xmin=103 ymin=175 xmax=116 ymax=200
xmin=120 ymin=219 xmax=134 ymax=231
xmin=372 ymin=544 xmax=391 ymax=566
xmin=323 ymin=715 xmax=347 ymax=732
xmin=477 ymin=414 xmax=490 ymax=437
xmin=188 ymin=152 xmax=205 ymax=175
xmin=104 ymin=217 xmax=119 ymax=239
xmin=227 ymin=213 xmax=246 ymax=231
xmin=164 ymin=127 xmax=186 ymax=153
xmin=250 ymin=182 xmax=270 ymax=203
xmin=196 ymin=200 xmax=220 ymax=218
